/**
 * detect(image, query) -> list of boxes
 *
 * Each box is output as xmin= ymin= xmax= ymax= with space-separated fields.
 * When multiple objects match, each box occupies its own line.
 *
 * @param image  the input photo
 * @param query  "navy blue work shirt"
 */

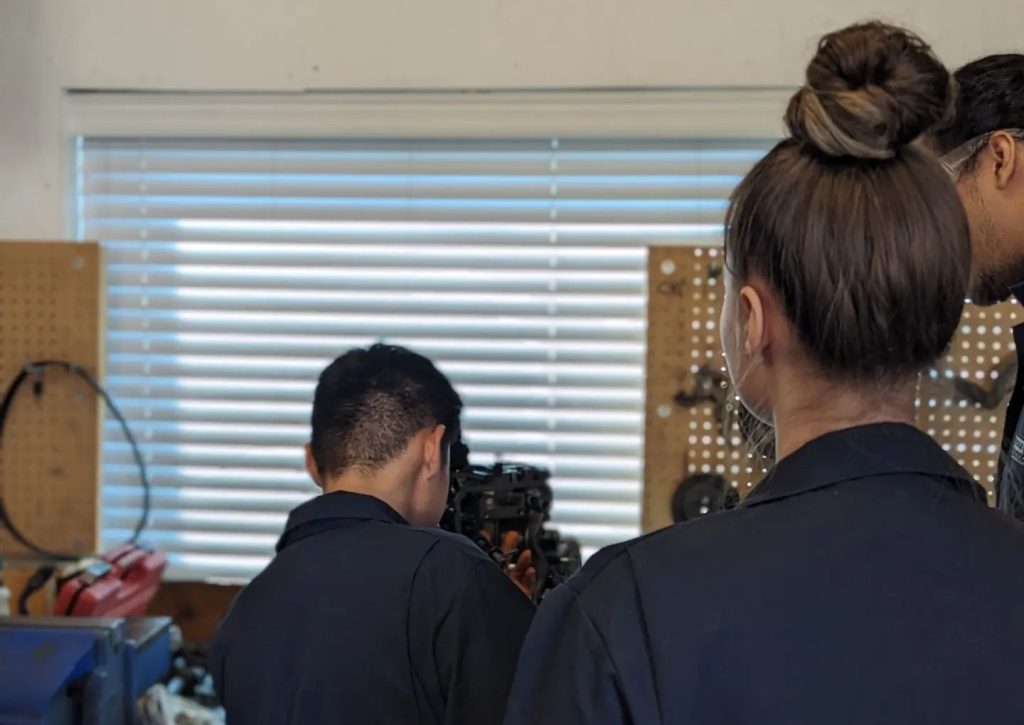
xmin=998 ymin=282 xmax=1024 ymax=520
xmin=505 ymin=423 xmax=1024 ymax=725
xmin=211 ymin=490 xmax=534 ymax=725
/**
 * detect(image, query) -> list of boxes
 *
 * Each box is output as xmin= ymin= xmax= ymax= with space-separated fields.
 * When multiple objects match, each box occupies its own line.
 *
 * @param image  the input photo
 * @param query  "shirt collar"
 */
xmin=1011 ymin=281 xmax=1024 ymax=307
xmin=277 ymin=490 xmax=408 ymax=552
xmin=1009 ymin=284 xmax=1024 ymax=352
xmin=741 ymin=423 xmax=987 ymax=508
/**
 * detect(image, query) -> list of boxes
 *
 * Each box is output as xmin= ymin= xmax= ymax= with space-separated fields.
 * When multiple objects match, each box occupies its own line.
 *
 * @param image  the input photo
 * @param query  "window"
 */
xmin=70 ymin=92 xmax=782 ymax=580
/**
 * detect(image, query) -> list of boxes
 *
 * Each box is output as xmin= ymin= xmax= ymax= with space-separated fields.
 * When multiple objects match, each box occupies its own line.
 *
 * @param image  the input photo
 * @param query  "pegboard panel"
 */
xmin=646 ymin=244 xmax=1020 ymax=530
xmin=644 ymin=247 xmax=767 ymax=532
xmin=0 ymin=242 xmax=103 ymax=559
xmin=917 ymin=301 xmax=1023 ymax=500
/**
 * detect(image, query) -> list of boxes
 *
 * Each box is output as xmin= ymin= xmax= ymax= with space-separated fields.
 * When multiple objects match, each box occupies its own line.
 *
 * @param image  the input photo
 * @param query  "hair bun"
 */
xmin=786 ymin=22 xmax=953 ymax=159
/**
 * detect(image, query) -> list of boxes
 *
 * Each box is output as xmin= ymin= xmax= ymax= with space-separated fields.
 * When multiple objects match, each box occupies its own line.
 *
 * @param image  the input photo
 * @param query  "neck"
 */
xmin=771 ymin=370 xmax=917 ymax=461
xmin=322 ymin=458 xmax=417 ymax=521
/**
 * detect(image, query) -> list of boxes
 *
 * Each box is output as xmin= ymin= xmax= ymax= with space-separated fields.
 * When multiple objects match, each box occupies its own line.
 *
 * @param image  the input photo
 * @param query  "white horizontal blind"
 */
xmin=76 ymin=137 xmax=771 ymax=581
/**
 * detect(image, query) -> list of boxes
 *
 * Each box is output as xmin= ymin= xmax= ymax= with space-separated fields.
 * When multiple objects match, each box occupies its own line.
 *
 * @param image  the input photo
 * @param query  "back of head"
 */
xmin=931 ymin=54 xmax=1024 ymax=163
xmin=726 ymin=22 xmax=970 ymax=382
xmin=311 ymin=344 xmax=462 ymax=478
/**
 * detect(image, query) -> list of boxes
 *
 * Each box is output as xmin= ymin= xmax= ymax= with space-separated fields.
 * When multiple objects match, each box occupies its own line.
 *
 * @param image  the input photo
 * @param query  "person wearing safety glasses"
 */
xmin=930 ymin=55 xmax=1024 ymax=521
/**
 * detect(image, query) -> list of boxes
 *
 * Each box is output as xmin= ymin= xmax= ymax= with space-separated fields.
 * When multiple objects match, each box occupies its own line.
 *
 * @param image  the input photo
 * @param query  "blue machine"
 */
xmin=0 ymin=616 xmax=173 ymax=724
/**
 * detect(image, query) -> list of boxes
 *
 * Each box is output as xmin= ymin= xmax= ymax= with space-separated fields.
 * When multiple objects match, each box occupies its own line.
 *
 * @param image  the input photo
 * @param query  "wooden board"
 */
xmin=645 ymin=244 xmax=1017 ymax=530
xmin=2 ymin=565 xmax=57 ymax=615
xmin=0 ymin=242 xmax=103 ymax=560
xmin=918 ymin=301 xmax=1022 ymax=499
xmin=149 ymin=582 xmax=242 ymax=643
xmin=644 ymin=247 xmax=766 ymax=532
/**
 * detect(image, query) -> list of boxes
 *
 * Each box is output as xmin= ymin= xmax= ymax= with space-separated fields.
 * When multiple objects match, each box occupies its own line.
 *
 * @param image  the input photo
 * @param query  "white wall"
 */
xmin=1 ymin=0 xmax=1019 ymax=239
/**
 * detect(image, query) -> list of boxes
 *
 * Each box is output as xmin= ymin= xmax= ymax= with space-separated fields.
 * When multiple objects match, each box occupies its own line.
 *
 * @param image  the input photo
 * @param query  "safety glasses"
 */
xmin=941 ymin=128 xmax=1024 ymax=178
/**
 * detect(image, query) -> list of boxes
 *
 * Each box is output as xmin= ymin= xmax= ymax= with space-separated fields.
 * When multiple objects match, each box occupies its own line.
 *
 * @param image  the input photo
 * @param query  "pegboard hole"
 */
xmin=660 ymin=260 xmax=676 ymax=276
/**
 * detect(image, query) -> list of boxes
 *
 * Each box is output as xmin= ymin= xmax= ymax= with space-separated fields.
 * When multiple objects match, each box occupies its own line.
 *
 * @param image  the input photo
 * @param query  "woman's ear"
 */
xmin=739 ymin=285 xmax=768 ymax=357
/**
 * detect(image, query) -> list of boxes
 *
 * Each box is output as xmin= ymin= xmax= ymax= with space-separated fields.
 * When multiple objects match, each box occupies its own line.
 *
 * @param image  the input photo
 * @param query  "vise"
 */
xmin=0 ymin=616 xmax=172 ymax=724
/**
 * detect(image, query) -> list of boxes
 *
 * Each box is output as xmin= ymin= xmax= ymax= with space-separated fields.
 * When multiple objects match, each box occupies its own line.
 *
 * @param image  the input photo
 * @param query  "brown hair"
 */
xmin=725 ymin=22 xmax=970 ymax=382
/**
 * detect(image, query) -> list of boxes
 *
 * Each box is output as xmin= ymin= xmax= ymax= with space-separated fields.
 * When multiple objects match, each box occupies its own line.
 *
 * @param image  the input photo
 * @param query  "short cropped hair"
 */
xmin=930 ymin=54 xmax=1024 ymax=170
xmin=310 ymin=344 xmax=462 ymax=477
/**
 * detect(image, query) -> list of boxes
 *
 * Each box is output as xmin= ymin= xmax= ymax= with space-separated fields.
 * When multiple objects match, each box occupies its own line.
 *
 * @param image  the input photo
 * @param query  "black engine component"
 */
xmin=671 ymin=472 xmax=739 ymax=523
xmin=441 ymin=441 xmax=582 ymax=603
xmin=674 ymin=366 xmax=731 ymax=439
xmin=951 ymin=356 xmax=1017 ymax=410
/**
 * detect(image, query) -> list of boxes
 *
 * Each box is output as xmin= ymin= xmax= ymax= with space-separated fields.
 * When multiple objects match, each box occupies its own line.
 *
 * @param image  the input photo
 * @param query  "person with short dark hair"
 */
xmin=504 ymin=23 xmax=1024 ymax=725
xmin=212 ymin=344 xmax=534 ymax=724
xmin=928 ymin=54 xmax=1024 ymax=520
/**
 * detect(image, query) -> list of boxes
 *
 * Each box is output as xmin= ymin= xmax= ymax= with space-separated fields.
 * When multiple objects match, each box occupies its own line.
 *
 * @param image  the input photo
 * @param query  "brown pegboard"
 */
xmin=644 ymin=247 xmax=766 ymax=532
xmin=918 ymin=301 xmax=1022 ymax=500
xmin=0 ymin=242 xmax=103 ymax=559
xmin=645 ymin=244 xmax=1018 ymax=530
xmin=3 ymin=565 xmax=57 ymax=614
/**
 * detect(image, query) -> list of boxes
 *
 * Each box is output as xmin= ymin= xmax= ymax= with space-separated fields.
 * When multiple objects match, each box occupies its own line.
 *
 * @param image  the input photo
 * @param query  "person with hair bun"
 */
xmin=503 ymin=23 xmax=1024 ymax=725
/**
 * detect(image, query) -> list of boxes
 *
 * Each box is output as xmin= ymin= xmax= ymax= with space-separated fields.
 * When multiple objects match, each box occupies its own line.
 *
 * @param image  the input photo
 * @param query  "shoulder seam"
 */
xmin=625 ymin=547 xmax=665 ymax=723
xmin=405 ymin=527 xmax=490 ymax=565
xmin=423 ymin=555 xmax=493 ymax=644
xmin=560 ymin=584 xmax=626 ymax=695
xmin=569 ymin=544 xmax=629 ymax=592
xmin=406 ymin=537 xmax=446 ymax=723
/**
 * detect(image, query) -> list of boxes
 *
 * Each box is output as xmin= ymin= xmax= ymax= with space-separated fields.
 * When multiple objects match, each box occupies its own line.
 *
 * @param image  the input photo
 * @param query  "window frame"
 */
xmin=65 ymin=89 xmax=789 ymax=241
xmin=64 ymin=89 xmax=788 ymax=581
